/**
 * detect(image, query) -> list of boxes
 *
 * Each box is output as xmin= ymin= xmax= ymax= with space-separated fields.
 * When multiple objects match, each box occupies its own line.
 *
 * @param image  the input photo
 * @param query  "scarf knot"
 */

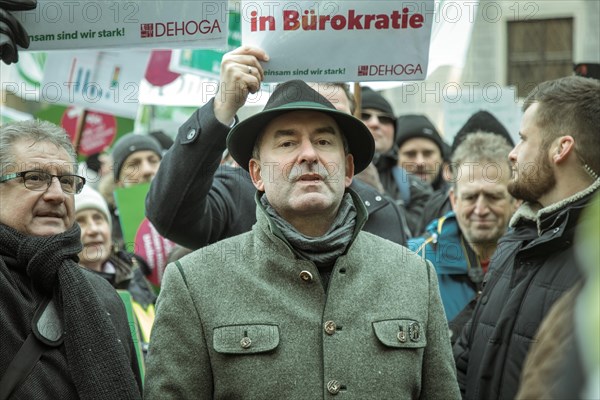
xmin=8 ymin=225 xmax=83 ymax=295
xmin=260 ymin=193 xmax=357 ymax=266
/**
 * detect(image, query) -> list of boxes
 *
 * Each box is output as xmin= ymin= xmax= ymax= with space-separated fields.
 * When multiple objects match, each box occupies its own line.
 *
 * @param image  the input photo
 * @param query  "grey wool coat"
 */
xmin=145 ymin=191 xmax=460 ymax=399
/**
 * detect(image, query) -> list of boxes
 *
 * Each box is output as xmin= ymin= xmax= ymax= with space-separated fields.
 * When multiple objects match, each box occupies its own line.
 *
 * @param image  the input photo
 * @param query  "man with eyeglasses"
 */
xmin=0 ymin=120 xmax=142 ymax=398
xmin=358 ymin=86 xmax=432 ymax=235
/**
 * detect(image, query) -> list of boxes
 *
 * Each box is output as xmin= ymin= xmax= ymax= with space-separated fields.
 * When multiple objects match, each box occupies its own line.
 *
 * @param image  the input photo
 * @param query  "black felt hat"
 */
xmin=451 ymin=110 xmax=514 ymax=154
xmin=227 ymin=80 xmax=375 ymax=173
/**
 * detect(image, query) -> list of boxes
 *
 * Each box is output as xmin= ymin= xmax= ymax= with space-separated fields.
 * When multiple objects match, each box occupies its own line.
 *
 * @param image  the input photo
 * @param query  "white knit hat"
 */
xmin=74 ymin=186 xmax=112 ymax=229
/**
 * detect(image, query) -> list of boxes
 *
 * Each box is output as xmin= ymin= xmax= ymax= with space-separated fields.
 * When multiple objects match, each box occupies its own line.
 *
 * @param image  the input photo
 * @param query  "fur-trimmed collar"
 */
xmin=510 ymin=179 xmax=600 ymax=232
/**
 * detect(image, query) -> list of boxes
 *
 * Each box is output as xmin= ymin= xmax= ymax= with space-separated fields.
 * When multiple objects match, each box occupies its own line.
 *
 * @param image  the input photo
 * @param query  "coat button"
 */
xmin=364 ymin=201 xmax=371 ymax=207
xmin=299 ymin=270 xmax=313 ymax=282
xmin=324 ymin=320 xmax=336 ymax=335
xmin=397 ymin=330 xmax=407 ymax=343
xmin=240 ymin=337 xmax=252 ymax=349
xmin=375 ymin=196 xmax=382 ymax=201
xmin=186 ymin=128 xmax=197 ymax=140
xmin=327 ymin=380 xmax=341 ymax=395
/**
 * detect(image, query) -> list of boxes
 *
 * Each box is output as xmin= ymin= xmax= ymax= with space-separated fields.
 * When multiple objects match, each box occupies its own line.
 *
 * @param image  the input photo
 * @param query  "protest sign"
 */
xmin=443 ymin=85 xmax=522 ymax=144
xmin=41 ymin=50 xmax=150 ymax=118
xmin=60 ymin=106 xmax=117 ymax=156
xmin=14 ymin=0 xmax=228 ymax=51
xmin=241 ymin=0 xmax=434 ymax=82
xmin=114 ymin=183 xmax=175 ymax=288
xmin=170 ymin=10 xmax=241 ymax=79
xmin=117 ymin=290 xmax=145 ymax=382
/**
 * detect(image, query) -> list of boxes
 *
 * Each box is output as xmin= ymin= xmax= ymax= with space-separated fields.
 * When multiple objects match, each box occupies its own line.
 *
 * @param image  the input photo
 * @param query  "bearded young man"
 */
xmin=453 ymin=75 xmax=600 ymax=399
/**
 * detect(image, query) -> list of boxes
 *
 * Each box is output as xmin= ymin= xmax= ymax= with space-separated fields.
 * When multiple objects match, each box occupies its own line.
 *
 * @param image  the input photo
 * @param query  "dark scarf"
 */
xmin=0 ymin=223 xmax=141 ymax=400
xmin=261 ymin=193 xmax=357 ymax=267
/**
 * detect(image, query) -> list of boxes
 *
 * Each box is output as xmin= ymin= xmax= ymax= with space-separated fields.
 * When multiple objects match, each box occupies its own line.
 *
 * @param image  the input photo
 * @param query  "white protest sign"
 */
xmin=443 ymin=85 xmax=522 ymax=144
xmin=241 ymin=0 xmax=434 ymax=82
xmin=14 ymin=0 xmax=228 ymax=51
xmin=41 ymin=51 xmax=150 ymax=118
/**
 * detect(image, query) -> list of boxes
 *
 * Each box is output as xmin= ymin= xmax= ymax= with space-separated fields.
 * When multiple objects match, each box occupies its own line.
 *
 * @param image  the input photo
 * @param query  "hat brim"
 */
xmin=227 ymin=101 xmax=375 ymax=174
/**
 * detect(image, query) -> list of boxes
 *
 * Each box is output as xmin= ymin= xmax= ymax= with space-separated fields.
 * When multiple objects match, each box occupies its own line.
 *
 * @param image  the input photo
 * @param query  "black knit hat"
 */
xmin=574 ymin=63 xmax=600 ymax=80
xmin=395 ymin=114 xmax=447 ymax=157
xmin=360 ymin=87 xmax=396 ymax=127
xmin=451 ymin=110 xmax=514 ymax=154
xmin=111 ymin=133 xmax=162 ymax=182
xmin=227 ymin=80 xmax=374 ymax=173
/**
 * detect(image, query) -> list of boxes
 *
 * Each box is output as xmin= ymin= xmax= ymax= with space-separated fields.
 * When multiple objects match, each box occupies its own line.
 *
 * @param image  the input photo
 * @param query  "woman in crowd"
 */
xmin=75 ymin=185 xmax=157 ymax=358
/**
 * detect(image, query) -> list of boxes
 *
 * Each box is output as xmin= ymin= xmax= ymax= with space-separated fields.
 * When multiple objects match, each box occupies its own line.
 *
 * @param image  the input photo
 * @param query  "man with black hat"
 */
xmin=144 ymin=76 xmax=459 ymax=398
xmin=359 ymin=87 xmax=432 ymax=235
xmin=145 ymin=48 xmax=408 ymax=250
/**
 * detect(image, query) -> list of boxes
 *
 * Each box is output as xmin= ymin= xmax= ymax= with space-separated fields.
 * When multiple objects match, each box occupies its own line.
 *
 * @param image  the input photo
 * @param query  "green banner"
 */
xmin=117 ymin=290 xmax=145 ymax=383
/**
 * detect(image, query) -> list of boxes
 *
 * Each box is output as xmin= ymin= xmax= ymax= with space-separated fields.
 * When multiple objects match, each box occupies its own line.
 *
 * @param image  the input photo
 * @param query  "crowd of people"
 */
xmin=1 ymin=9 xmax=599 ymax=398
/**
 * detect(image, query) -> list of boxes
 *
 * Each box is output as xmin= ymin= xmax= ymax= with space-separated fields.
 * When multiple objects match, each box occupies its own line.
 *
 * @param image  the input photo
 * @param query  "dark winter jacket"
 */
xmin=0 ymin=253 xmax=141 ymax=399
xmin=145 ymin=99 xmax=408 ymax=250
xmin=453 ymin=180 xmax=599 ymax=400
xmin=374 ymin=150 xmax=432 ymax=235
xmin=415 ymin=188 xmax=452 ymax=236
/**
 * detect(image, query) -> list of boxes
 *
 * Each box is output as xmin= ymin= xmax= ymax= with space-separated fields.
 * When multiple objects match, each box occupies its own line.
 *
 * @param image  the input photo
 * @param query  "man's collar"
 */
xmin=510 ymin=179 xmax=600 ymax=231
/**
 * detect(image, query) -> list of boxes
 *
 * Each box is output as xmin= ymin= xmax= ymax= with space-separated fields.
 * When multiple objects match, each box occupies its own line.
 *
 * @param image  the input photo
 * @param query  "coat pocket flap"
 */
xmin=213 ymin=324 xmax=279 ymax=354
xmin=373 ymin=319 xmax=427 ymax=349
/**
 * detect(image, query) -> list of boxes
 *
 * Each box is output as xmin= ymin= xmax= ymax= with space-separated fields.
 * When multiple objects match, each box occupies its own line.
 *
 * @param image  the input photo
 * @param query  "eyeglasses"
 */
xmin=0 ymin=170 xmax=86 ymax=194
xmin=360 ymin=111 xmax=395 ymax=125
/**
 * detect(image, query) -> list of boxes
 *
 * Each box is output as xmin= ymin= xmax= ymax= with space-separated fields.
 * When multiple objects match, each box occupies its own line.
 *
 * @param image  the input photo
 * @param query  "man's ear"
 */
xmin=449 ymin=186 xmax=458 ymax=212
xmin=552 ymin=135 xmax=575 ymax=164
xmin=344 ymin=154 xmax=354 ymax=187
xmin=442 ymin=162 xmax=452 ymax=182
xmin=249 ymin=159 xmax=265 ymax=191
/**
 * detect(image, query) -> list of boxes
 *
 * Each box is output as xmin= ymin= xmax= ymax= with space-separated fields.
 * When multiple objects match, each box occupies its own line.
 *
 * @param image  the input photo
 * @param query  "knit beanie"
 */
xmin=111 ymin=133 xmax=162 ymax=182
xmin=395 ymin=114 xmax=447 ymax=158
xmin=451 ymin=110 xmax=514 ymax=154
xmin=361 ymin=87 xmax=396 ymax=128
xmin=74 ymin=185 xmax=112 ymax=230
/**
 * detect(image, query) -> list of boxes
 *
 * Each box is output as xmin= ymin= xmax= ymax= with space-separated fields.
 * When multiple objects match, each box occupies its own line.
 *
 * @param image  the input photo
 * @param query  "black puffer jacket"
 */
xmin=453 ymin=181 xmax=599 ymax=400
xmin=146 ymin=99 xmax=409 ymax=250
xmin=374 ymin=149 xmax=432 ymax=236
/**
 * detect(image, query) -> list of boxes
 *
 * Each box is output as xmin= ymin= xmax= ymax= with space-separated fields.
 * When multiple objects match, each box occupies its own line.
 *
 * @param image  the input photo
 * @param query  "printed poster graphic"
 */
xmin=41 ymin=51 xmax=150 ymax=118
xmin=14 ymin=0 xmax=228 ymax=51
xmin=60 ymin=106 xmax=118 ymax=156
xmin=241 ymin=0 xmax=435 ymax=82
xmin=114 ymin=183 xmax=175 ymax=288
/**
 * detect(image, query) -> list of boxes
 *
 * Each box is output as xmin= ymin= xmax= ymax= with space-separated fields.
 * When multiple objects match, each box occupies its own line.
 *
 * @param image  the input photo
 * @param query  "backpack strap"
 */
xmin=0 ymin=333 xmax=46 ymax=400
xmin=0 ymin=298 xmax=63 ymax=400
